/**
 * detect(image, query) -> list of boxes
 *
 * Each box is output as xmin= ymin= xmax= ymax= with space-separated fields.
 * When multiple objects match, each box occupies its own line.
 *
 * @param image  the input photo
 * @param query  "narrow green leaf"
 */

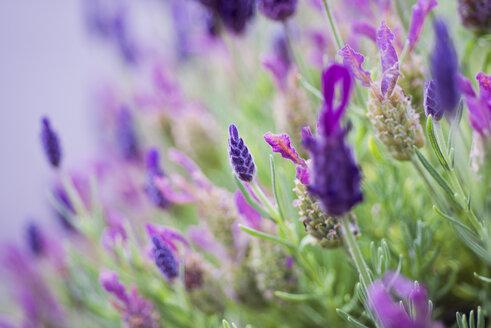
xmin=336 ymin=309 xmax=369 ymax=328
xmin=270 ymin=155 xmax=285 ymax=222
xmin=474 ymin=272 xmax=491 ymax=284
xmin=222 ymin=320 xmax=231 ymax=328
xmin=413 ymin=148 xmax=460 ymax=208
xmin=426 ymin=116 xmax=450 ymax=171
xmin=448 ymin=100 xmax=464 ymax=151
xmin=433 ymin=205 xmax=478 ymax=237
xmin=368 ymin=137 xmax=384 ymax=162
xmin=233 ymin=175 xmax=271 ymax=219
xmin=477 ymin=306 xmax=484 ymax=328
xmin=239 ymin=224 xmax=293 ymax=249
xmin=274 ymin=291 xmax=317 ymax=301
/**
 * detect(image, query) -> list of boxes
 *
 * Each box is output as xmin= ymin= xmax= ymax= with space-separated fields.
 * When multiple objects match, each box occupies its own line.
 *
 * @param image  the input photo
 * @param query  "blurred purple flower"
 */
xmin=40 ymin=117 xmax=62 ymax=168
xmin=146 ymin=223 xmax=189 ymax=253
xmin=116 ymin=106 xmax=140 ymax=161
xmin=199 ymin=0 xmax=257 ymax=34
xmin=152 ymin=235 xmax=179 ymax=280
xmin=376 ymin=22 xmax=400 ymax=97
xmin=408 ymin=0 xmax=438 ymax=51
xmin=102 ymin=210 xmax=127 ymax=251
xmin=100 ymin=270 xmax=129 ymax=304
xmin=352 ymin=22 xmax=377 ymax=42
xmin=457 ymin=0 xmax=491 ymax=34
xmin=258 ymin=0 xmax=298 ymax=21
xmin=262 ymin=33 xmax=292 ymax=90
xmin=460 ymin=72 xmax=491 ymax=136
xmin=144 ymin=148 xmax=170 ymax=209
xmin=424 ymin=80 xmax=444 ymax=120
xmin=430 ymin=19 xmax=460 ymax=116
xmin=338 ymin=45 xmax=373 ymax=87
xmin=228 ymin=124 xmax=256 ymax=182
xmin=303 ymin=64 xmax=363 ymax=217
xmin=188 ymin=226 xmax=229 ymax=260
xmin=368 ymin=271 xmax=443 ymax=328
xmin=235 ymin=191 xmax=261 ymax=229
xmin=52 ymin=185 xmax=77 ymax=232
xmin=25 ymin=222 xmax=43 ymax=256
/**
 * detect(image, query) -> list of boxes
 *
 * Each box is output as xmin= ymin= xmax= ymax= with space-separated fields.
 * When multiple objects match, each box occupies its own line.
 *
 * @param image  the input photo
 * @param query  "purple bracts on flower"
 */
xmin=40 ymin=117 xmax=62 ymax=168
xmin=258 ymin=0 xmax=298 ymax=21
xmin=376 ymin=22 xmax=399 ymax=97
xmin=228 ymin=124 xmax=256 ymax=182
xmin=145 ymin=148 xmax=170 ymax=209
xmin=25 ymin=222 xmax=43 ymax=256
xmin=408 ymin=0 xmax=438 ymax=50
xmin=424 ymin=80 xmax=444 ymax=120
xmin=368 ymin=271 xmax=443 ymax=328
xmin=152 ymin=235 xmax=179 ymax=280
xmin=304 ymin=64 xmax=363 ymax=217
xmin=338 ymin=45 xmax=372 ymax=87
xmin=460 ymin=72 xmax=491 ymax=136
xmin=99 ymin=270 xmax=129 ymax=304
xmin=430 ymin=19 xmax=460 ymax=116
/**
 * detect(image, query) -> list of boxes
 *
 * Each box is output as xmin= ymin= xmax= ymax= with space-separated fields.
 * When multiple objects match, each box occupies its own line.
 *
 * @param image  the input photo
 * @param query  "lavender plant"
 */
xmin=2 ymin=0 xmax=491 ymax=327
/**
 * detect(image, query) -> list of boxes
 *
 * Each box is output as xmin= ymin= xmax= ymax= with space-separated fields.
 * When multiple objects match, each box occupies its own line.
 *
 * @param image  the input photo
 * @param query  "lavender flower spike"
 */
xmin=408 ymin=0 xmax=438 ymax=51
xmin=304 ymin=64 xmax=363 ymax=217
xmin=152 ymin=235 xmax=179 ymax=280
xmin=40 ymin=116 xmax=62 ymax=168
xmin=145 ymin=148 xmax=170 ymax=209
xmin=258 ymin=0 xmax=298 ymax=21
xmin=430 ymin=19 xmax=460 ymax=117
xmin=376 ymin=21 xmax=400 ymax=97
xmin=228 ymin=124 xmax=256 ymax=182
xmin=25 ymin=222 xmax=43 ymax=256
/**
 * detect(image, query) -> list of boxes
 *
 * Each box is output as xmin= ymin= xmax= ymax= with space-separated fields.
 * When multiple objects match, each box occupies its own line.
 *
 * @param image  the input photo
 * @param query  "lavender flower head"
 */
xmin=228 ymin=124 xmax=256 ymax=182
xmin=217 ymin=0 xmax=256 ymax=34
xmin=430 ymin=19 xmax=460 ymax=118
xmin=25 ymin=222 xmax=43 ymax=256
xmin=40 ymin=117 xmax=62 ymax=168
xmin=258 ymin=0 xmax=298 ymax=21
xmin=116 ymin=106 xmax=140 ymax=161
xmin=152 ymin=235 xmax=179 ymax=280
xmin=368 ymin=271 xmax=443 ymax=328
xmin=303 ymin=64 xmax=363 ymax=217
xmin=145 ymin=148 xmax=170 ymax=209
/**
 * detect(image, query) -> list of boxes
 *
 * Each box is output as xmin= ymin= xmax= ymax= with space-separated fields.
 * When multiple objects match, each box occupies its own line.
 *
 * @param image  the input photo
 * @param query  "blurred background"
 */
xmin=0 ymin=0 xmax=123 ymax=241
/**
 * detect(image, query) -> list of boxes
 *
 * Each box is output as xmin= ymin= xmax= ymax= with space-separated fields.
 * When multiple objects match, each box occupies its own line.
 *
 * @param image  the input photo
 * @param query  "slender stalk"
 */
xmin=341 ymin=217 xmax=372 ymax=289
xmin=321 ymin=0 xmax=342 ymax=49
xmin=251 ymin=180 xmax=282 ymax=222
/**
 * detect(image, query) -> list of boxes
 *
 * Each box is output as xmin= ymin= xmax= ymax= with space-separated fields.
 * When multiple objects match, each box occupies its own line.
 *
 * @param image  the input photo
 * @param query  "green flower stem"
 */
xmin=321 ymin=0 xmax=342 ymax=49
xmin=251 ymin=180 xmax=282 ymax=223
xmin=341 ymin=217 xmax=372 ymax=289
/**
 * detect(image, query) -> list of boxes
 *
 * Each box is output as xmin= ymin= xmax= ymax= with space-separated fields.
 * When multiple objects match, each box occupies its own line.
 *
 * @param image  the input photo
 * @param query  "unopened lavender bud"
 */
xmin=258 ymin=0 xmax=298 ymax=21
xmin=368 ymin=85 xmax=425 ymax=161
xmin=40 ymin=117 xmax=62 ymax=168
xmin=145 ymin=148 xmax=170 ymax=209
xmin=152 ymin=236 xmax=179 ymax=280
xmin=424 ymin=80 xmax=443 ymax=120
xmin=116 ymin=106 xmax=140 ymax=161
xmin=228 ymin=124 xmax=256 ymax=182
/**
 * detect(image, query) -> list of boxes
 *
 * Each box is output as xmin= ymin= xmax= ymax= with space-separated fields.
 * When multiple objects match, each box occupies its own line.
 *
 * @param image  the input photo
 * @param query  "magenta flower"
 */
xmin=460 ymin=72 xmax=491 ymax=136
xmin=258 ymin=0 xmax=298 ymax=21
xmin=408 ymin=0 xmax=438 ymax=51
xmin=303 ymin=64 xmax=363 ymax=217
xmin=40 ymin=116 xmax=62 ymax=168
xmin=338 ymin=45 xmax=372 ymax=87
xmin=368 ymin=272 xmax=443 ymax=328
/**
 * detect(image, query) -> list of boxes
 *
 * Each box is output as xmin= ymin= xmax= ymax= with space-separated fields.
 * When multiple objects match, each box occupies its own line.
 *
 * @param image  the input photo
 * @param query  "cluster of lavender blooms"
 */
xmin=3 ymin=0 xmax=491 ymax=327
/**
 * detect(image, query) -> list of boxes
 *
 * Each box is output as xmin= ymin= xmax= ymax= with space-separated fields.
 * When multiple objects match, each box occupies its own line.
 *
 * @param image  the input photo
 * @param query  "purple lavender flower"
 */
xmin=228 ymin=124 xmax=256 ymax=182
xmin=145 ymin=148 xmax=170 ymax=209
xmin=116 ymin=106 xmax=140 ymax=161
xmin=458 ymin=0 xmax=491 ymax=34
xmin=25 ymin=222 xmax=43 ymax=256
xmin=368 ymin=271 xmax=443 ymax=328
xmin=100 ymin=270 xmax=129 ymax=304
xmin=460 ymin=72 xmax=491 ymax=136
xmin=430 ymin=19 xmax=460 ymax=117
xmin=218 ymin=0 xmax=256 ymax=34
xmin=52 ymin=185 xmax=77 ymax=232
xmin=424 ymin=80 xmax=444 ymax=120
xmin=152 ymin=235 xmax=179 ymax=280
xmin=303 ymin=64 xmax=363 ymax=217
xmin=262 ymin=33 xmax=292 ymax=90
xmin=258 ymin=0 xmax=298 ymax=21
xmin=407 ymin=0 xmax=438 ymax=51
xmin=40 ymin=117 xmax=62 ymax=168
xmin=376 ymin=21 xmax=400 ymax=97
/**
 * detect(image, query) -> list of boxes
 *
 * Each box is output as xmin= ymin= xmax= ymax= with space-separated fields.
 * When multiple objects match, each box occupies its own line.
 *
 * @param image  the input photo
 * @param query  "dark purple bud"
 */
xmin=25 ymin=222 xmax=43 ymax=256
xmin=458 ymin=0 xmax=491 ymax=34
xmin=430 ymin=19 xmax=460 ymax=116
xmin=116 ymin=106 xmax=140 ymax=161
xmin=52 ymin=186 xmax=77 ymax=232
xmin=152 ymin=236 xmax=179 ymax=280
xmin=40 ymin=117 xmax=62 ymax=168
xmin=304 ymin=64 xmax=363 ymax=217
xmin=258 ymin=0 xmax=298 ymax=21
xmin=217 ymin=0 xmax=256 ymax=34
xmin=424 ymin=80 xmax=444 ymax=120
xmin=145 ymin=148 xmax=170 ymax=209
xmin=112 ymin=10 xmax=138 ymax=65
xmin=228 ymin=124 xmax=256 ymax=182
